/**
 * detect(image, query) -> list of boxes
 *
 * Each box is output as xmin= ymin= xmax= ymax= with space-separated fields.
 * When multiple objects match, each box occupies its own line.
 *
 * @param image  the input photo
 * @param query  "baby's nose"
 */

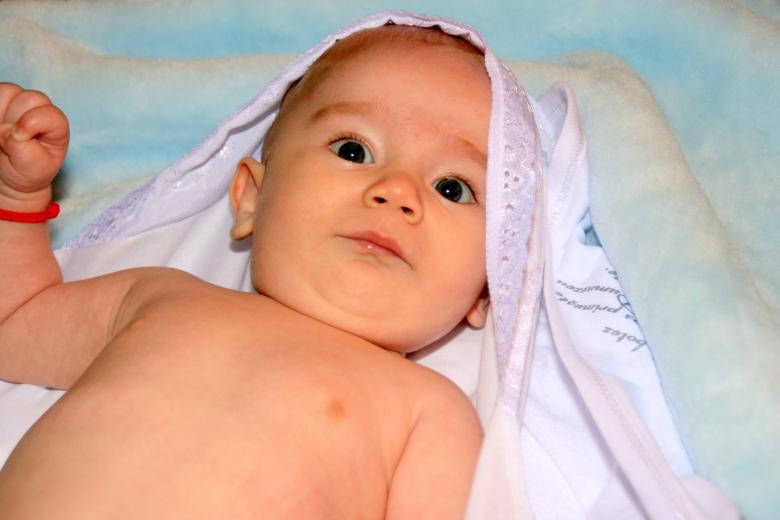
xmin=363 ymin=173 xmax=422 ymax=224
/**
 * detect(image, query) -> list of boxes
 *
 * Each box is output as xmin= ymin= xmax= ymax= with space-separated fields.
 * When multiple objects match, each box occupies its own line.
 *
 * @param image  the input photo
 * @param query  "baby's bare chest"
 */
xmin=4 ymin=297 xmax=417 ymax=518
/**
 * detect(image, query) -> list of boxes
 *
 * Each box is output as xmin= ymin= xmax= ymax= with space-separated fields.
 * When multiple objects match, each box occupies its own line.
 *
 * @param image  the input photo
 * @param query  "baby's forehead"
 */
xmin=295 ymin=25 xmax=485 ymax=100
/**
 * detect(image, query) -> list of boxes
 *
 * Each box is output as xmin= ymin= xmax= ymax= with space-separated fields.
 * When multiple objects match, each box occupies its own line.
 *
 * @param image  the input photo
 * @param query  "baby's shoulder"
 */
xmin=119 ymin=266 xmax=253 ymax=310
xmin=398 ymin=359 xmax=481 ymax=432
xmin=383 ymin=359 xmax=482 ymax=517
xmin=111 ymin=266 xmax=251 ymax=332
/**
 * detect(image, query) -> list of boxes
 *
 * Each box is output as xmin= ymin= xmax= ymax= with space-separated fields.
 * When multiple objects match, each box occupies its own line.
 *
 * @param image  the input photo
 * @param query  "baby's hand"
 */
xmin=0 ymin=83 xmax=69 ymax=202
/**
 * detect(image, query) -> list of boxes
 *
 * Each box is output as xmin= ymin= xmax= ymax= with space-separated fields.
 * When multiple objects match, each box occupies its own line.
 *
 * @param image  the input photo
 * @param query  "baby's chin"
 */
xmin=252 ymin=273 xmax=466 ymax=353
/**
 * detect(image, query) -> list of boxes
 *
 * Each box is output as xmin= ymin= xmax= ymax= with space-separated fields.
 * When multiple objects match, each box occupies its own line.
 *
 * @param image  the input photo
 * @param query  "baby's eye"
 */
xmin=433 ymin=177 xmax=475 ymax=204
xmin=329 ymin=139 xmax=374 ymax=164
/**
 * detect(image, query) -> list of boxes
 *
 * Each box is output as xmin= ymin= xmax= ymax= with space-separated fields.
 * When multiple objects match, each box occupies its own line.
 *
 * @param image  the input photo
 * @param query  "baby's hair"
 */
xmin=260 ymin=24 xmax=485 ymax=164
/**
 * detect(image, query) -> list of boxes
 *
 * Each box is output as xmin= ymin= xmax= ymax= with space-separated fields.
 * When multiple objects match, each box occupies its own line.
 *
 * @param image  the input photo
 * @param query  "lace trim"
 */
xmin=485 ymin=58 xmax=544 ymax=412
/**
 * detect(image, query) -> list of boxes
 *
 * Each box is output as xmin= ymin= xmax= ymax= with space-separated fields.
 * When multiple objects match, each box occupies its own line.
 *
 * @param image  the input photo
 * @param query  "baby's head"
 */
xmin=229 ymin=24 xmax=491 ymax=353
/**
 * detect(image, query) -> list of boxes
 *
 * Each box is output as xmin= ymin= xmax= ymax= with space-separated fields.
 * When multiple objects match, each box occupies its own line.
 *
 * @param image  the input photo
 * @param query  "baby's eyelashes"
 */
xmin=329 ymin=138 xmax=374 ymax=164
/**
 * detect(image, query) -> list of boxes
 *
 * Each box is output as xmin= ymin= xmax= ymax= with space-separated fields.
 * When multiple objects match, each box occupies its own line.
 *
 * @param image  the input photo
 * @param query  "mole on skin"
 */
xmin=325 ymin=397 xmax=346 ymax=422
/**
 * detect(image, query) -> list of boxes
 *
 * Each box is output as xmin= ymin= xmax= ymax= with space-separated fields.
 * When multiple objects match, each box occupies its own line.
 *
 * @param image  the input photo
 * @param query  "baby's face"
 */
xmin=232 ymin=39 xmax=491 ymax=353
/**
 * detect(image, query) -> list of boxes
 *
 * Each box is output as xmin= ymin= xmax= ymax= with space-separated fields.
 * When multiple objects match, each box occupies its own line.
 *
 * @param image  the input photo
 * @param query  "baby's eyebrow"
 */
xmin=445 ymin=133 xmax=487 ymax=169
xmin=308 ymin=100 xmax=384 ymax=124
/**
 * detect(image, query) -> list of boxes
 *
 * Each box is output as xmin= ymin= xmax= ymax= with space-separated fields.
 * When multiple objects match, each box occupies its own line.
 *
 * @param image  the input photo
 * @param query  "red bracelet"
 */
xmin=0 ymin=201 xmax=60 ymax=223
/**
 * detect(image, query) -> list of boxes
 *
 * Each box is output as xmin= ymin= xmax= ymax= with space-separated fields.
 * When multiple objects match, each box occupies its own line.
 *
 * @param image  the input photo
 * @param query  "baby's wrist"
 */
xmin=0 ymin=185 xmax=53 ymax=213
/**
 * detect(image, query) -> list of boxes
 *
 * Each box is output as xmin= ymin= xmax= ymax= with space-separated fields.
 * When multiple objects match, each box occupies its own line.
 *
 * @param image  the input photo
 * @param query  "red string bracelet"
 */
xmin=0 ymin=201 xmax=60 ymax=223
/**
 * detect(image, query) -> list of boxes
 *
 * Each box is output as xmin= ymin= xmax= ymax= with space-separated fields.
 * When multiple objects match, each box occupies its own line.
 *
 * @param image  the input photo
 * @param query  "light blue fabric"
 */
xmin=1 ymin=1 xmax=777 ymax=517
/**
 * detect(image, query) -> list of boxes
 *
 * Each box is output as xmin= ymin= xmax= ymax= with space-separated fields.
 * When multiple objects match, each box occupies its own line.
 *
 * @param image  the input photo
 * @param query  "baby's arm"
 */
xmin=385 ymin=376 xmax=483 ymax=519
xmin=0 ymin=83 xmax=66 ymax=321
xmin=0 ymin=83 xmax=156 ymax=389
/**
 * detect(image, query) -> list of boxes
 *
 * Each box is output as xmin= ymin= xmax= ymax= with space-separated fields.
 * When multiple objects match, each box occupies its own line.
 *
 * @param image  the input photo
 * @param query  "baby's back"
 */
xmin=0 ymin=272 xmax=480 ymax=518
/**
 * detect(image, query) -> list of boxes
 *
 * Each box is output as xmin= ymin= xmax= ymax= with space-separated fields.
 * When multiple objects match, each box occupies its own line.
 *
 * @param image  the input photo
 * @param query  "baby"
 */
xmin=0 ymin=25 xmax=490 ymax=518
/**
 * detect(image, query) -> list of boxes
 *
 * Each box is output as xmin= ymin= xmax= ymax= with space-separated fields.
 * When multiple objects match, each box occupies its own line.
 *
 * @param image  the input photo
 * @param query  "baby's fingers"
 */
xmin=2 ymin=89 xmax=52 ymax=123
xmin=0 ymin=105 xmax=69 ymax=193
xmin=0 ymin=86 xmax=69 ymax=194
xmin=8 ymin=104 xmax=69 ymax=150
xmin=0 ymin=83 xmax=24 ymax=121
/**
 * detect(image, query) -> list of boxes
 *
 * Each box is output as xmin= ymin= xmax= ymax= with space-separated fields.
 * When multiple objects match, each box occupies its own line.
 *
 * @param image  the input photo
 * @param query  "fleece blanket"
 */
xmin=0 ymin=1 xmax=777 ymax=517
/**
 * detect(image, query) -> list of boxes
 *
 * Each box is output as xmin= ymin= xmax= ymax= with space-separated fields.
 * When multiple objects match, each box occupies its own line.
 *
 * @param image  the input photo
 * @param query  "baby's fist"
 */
xmin=0 ymin=83 xmax=69 ymax=200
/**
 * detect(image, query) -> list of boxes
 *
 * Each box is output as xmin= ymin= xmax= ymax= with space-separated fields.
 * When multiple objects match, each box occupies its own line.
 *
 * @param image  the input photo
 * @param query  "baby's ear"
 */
xmin=465 ymin=286 xmax=490 ymax=328
xmin=229 ymin=157 xmax=265 ymax=240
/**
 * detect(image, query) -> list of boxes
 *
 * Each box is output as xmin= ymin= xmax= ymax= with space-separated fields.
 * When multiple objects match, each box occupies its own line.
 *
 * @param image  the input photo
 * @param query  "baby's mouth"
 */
xmin=353 ymin=238 xmax=398 ymax=258
xmin=339 ymin=231 xmax=408 ymax=264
